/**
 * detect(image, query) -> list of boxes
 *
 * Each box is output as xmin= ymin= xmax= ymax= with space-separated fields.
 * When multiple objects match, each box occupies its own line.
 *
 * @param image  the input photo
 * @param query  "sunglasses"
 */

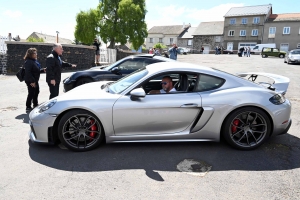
xmin=160 ymin=82 xmax=169 ymax=85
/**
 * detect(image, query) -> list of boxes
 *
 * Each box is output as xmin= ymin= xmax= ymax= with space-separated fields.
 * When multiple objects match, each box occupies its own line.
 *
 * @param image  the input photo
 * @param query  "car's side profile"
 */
xmin=29 ymin=62 xmax=292 ymax=152
xmin=63 ymin=54 xmax=174 ymax=92
xmin=261 ymin=47 xmax=286 ymax=58
xmin=284 ymin=49 xmax=300 ymax=64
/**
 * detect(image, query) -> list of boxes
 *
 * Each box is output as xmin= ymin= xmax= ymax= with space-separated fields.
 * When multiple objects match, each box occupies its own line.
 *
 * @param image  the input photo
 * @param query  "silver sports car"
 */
xmin=29 ymin=62 xmax=292 ymax=151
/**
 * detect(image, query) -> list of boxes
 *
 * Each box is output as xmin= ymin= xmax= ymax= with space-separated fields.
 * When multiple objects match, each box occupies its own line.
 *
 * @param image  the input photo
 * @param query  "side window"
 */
xmin=263 ymin=48 xmax=271 ymax=52
xmin=118 ymin=59 xmax=145 ymax=71
xmin=195 ymin=74 xmax=224 ymax=92
xmin=273 ymin=49 xmax=279 ymax=52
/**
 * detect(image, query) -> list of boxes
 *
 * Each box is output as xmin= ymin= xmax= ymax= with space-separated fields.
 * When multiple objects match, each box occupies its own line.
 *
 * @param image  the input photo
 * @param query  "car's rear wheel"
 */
xmin=58 ymin=109 xmax=104 ymax=152
xmin=279 ymin=54 xmax=285 ymax=58
xmin=75 ymin=78 xmax=93 ymax=87
xmin=262 ymin=54 xmax=267 ymax=58
xmin=222 ymin=107 xmax=271 ymax=150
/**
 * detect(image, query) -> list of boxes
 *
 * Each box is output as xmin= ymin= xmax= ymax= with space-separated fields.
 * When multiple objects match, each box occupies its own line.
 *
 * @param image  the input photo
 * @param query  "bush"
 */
xmin=153 ymin=43 xmax=167 ymax=49
xmin=27 ymin=37 xmax=44 ymax=43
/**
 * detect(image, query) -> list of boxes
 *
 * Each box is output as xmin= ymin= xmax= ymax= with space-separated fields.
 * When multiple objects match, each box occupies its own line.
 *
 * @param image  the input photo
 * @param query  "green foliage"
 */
xmin=74 ymin=9 xmax=100 ymax=44
xmin=27 ymin=37 xmax=44 ymax=43
xmin=153 ymin=43 xmax=167 ymax=49
xmin=75 ymin=0 xmax=148 ymax=49
xmin=142 ymin=46 xmax=146 ymax=50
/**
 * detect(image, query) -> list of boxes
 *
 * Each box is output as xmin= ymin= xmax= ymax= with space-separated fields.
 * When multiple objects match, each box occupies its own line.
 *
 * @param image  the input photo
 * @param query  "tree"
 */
xmin=74 ymin=0 xmax=147 ymax=49
xmin=27 ymin=37 xmax=44 ymax=43
xmin=153 ymin=43 xmax=167 ymax=49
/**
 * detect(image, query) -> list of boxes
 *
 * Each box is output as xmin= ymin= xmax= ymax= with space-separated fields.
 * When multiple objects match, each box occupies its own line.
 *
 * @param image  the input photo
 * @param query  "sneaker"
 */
xmin=26 ymin=107 xmax=32 ymax=111
xmin=33 ymin=104 xmax=39 ymax=108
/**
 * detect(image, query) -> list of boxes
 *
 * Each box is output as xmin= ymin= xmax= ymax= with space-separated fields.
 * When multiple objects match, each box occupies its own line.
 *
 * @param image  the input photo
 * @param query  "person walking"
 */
xmin=149 ymin=48 xmax=153 ymax=54
xmin=93 ymin=38 xmax=101 ymax=64
xmin=168 ymin=43 xmax=180 ymax=60
xmin=46 ymin=43 xmax=76 ymax=99
xmin=23 ymin=48 xmax=44 ymax=111
xmin=201 ymin=46 xmax=204 ymax=54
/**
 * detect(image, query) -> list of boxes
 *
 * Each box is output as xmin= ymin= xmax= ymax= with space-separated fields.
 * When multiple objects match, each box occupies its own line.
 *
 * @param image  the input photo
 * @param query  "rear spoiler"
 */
xmin=236 ymin=72 xmax=290 ymax=94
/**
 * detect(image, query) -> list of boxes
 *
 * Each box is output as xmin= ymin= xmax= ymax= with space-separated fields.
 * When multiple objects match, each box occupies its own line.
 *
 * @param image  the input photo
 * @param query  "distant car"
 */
xmin=63 ymin=54 xmax=175 ymax=92
xmin=261 ymin=48 xmax=286 ymax=58
xmin=178 ymin=47 xmax=190 ymax=55
xmin=284 ymin=49 xmax=300 ymax=64
xmin=223 ymin=49 xmax=234 ymax=54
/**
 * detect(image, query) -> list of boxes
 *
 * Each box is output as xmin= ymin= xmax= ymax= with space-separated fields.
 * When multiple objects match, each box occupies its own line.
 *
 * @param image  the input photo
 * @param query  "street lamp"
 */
xmin=56 ymin=31 xmax=59 ymax=43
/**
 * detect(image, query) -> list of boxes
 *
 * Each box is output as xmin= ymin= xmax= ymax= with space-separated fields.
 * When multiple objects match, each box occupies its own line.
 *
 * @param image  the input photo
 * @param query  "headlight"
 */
xmin=39 ymin=99 xmax=57 ymax=113
xmin=269 ymin=94 xmax=286 ymax=105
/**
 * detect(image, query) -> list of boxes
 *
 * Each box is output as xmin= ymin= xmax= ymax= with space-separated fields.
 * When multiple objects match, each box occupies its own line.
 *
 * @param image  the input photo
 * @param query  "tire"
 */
xmin=262 ymin=54 xmax=267 ymax=58
xmin=284 ymin=59 xmax=287 ymax=63
xmin=279 ymin=54 xmax=285 ymax=58
xmin=222 ymin=107 xmax=271 ymax=150
xmin=75 ymin=77 xmax=93 ymax=87
xmin=58 ymin=109 xmax=104 ymax=152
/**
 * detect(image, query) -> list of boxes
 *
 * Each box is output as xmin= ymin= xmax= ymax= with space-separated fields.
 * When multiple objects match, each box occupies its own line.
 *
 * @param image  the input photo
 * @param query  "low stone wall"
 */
xmin=5 ymin=42 xmax=95 ymax=74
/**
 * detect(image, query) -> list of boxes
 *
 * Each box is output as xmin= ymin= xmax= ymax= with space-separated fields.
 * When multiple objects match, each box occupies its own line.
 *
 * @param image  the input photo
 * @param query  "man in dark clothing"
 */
xmin=93 ymin=38 xmax=101 ymax=64
xmin=46 ymin=43 xmax=76 ymax=99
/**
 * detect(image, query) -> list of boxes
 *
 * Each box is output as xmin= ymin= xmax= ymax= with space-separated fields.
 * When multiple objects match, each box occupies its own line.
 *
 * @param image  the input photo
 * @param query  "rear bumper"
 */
xmin=276 ymin=119 xmax=292 ymax=136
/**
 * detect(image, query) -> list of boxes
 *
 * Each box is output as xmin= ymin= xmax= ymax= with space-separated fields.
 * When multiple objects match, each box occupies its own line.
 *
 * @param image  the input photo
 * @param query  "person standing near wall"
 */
xmin=93 ymin=38 xmax=101 ymax=64
xmin=46 ymin=43 xmax=76 ymax=99
xmin=23 ymin=48 xmax=44 ymax=111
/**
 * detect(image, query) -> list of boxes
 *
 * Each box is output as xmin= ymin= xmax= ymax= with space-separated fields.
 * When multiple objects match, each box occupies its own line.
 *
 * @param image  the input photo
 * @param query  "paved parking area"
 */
xmin=0 ymin=54 xmax=299 ymax=199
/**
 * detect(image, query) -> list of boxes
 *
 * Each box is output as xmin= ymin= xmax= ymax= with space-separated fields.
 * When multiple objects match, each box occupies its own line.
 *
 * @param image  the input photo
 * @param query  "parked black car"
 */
xmin=63 ymin=54 xmax=175 ymax=92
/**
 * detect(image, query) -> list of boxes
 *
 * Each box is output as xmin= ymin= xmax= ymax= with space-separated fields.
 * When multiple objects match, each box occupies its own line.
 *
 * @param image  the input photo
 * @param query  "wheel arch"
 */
xmin=51 ymin=108 xmax=106 ymax=144
xmin=220 ymin=105 xmax=274 ymax=137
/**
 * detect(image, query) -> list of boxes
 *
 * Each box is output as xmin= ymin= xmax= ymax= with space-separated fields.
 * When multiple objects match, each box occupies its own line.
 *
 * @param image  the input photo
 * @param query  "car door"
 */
xmin=112 ymin=72 xmax=202 ymax=136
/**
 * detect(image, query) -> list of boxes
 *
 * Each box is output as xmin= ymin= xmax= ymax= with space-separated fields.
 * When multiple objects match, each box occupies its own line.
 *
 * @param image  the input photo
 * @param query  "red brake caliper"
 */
xmin=231 ymin=119 xmax=239 ymax=133
xmin=89 ymin=119 xmax=97 ymax=140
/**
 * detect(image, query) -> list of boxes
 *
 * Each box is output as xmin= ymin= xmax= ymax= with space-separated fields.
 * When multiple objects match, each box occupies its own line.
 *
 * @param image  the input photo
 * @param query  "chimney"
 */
xmin=8 ymin=33 xmax=12 ymax=41
xmin=182 ymin=22 xmax=185 ymax=29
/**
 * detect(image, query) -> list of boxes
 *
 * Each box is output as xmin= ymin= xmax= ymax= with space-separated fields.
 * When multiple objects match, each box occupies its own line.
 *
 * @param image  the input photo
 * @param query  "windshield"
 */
xmin=104 ymin=56 xmax=134 ymax=71
xmin=109 ymin=67 xmax=148 ymax=94
xmin=291 ymin=50 xmax=300 ymax=55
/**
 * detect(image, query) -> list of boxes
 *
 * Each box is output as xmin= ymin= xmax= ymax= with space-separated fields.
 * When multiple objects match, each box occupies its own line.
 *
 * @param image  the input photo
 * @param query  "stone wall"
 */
xmin=5 ymin=42 xmax=95 ymax=74
xmin=193 ymin=35 xmax=224 ymax=52
xmin=0 ymin=53 xmax=7 ymax=74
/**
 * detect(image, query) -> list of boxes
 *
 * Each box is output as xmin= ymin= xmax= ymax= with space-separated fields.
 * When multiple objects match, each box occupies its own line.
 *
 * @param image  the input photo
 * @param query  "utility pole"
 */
xmin=56 ymin=31 xmax=59 ymax=43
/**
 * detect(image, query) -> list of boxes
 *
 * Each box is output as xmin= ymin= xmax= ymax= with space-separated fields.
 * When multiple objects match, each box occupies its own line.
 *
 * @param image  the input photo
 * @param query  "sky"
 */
xmin=0 ymin=0 xmax=299 ymax=41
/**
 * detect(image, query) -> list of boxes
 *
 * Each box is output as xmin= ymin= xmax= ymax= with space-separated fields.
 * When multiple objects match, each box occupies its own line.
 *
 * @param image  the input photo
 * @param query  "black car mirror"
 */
xmin=111 ymin=67 xmax=121 ymax=75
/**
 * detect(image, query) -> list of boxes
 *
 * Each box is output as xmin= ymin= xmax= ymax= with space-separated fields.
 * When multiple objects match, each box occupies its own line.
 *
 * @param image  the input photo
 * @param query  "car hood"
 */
xmin=289 ymin=54 xmax=300 ymax=58
xmin=88 ymin=65 xmax=110 ymax=71
xmin=58 ymin=81 xmax=116 ymax=101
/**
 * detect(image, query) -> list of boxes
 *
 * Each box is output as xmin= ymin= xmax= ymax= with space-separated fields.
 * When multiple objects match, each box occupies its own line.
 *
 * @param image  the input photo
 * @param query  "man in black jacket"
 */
xmin=46 ymin=43 xmax=76 ymax=99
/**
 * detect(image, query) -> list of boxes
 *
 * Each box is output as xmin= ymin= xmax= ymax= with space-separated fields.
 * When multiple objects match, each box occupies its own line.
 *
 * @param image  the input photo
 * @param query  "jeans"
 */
xmin=48 ymin=82 xmax=60 ymax=99
xmin=26 ymin=82 xmax=39 ymax=107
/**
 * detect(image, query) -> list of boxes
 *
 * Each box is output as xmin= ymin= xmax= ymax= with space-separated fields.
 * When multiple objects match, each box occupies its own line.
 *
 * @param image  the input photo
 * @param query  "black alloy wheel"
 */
xmin=222 ymin=107 xmax=271 ymax=150
xmin=58 ymin=109 xmax=104 ymax=151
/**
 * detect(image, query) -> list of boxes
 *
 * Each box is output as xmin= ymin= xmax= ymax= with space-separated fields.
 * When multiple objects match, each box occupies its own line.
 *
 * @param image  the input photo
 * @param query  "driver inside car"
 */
xmin=148 ymin=76 xmax=177 ymax=94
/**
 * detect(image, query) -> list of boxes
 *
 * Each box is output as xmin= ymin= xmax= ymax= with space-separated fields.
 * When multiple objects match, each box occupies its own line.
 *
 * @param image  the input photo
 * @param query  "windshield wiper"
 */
xmin=101 ymin=82 xmax=114 ymax=89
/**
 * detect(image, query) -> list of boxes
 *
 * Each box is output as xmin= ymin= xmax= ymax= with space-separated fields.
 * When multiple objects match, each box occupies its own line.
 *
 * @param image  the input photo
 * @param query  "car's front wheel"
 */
xmin=262 ymin=54 xmax=267 ymax=58
xmin=58 ymin=109 xmax=104 ymax=151
xmin=279 ymin=54 xmax=285 ymax=58
xmin=222 ymin=107 xmax=271 ymax=150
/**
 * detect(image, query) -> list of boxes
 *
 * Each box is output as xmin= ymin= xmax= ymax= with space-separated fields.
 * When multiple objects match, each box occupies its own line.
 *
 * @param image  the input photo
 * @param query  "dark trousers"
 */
xmin=48 ymin=82 xmax=60 ymax=99
xmin=26 ymin=82 xmax=39 ymax=107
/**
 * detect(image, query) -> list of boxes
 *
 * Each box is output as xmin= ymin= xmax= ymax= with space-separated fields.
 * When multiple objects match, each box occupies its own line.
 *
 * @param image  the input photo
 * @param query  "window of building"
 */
xmin=229 ymin=18 xmax=236 ymax=25
xmin=170 ymin=38 xmax=173 ymax=44
xmin=228 ymin=30 xmax=234 ymax=36
xmin=215 ymin=36 xmax=221 ymax=42
xmin=253 ymin=17 xmax=260 ymax=24
xmin=149 ymin=38 xmax=153 ymax=43
xmin=187 ymin=39 xmax=192 ymax=46
xmin=251 ymin=29 xmax=258 ymax=36
xmin=159 ymin=38 xmax=163 ymax=43
xmin=269 ymin=27 xmax=276 ymax=34
xmin=240 ymin=30 xmax=246 ymax=36
xmin=297 ymin=43 xmax=300 ymax=48
xmin=283 ymin=27 xmax=290 ymax=34
xmin=241 ymin=18 xmax=248 ymax=24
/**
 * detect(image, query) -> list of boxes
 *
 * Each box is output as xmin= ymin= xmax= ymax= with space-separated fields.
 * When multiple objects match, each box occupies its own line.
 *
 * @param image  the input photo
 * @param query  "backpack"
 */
xmin=16 ymin=61 xmax=26 ymax=82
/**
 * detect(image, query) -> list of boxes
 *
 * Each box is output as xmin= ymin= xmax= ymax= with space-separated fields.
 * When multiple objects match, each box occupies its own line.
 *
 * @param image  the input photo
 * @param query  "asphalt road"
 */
xmin=0 ymin=54 xmax=299 ymax=199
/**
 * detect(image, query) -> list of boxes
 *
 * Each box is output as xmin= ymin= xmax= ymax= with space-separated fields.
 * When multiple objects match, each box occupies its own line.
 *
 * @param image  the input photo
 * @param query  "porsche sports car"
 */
xmin=29 ymin=62 xmax=292 ymax=152
xmin=63 ymin=54 xmax=174 ymax=92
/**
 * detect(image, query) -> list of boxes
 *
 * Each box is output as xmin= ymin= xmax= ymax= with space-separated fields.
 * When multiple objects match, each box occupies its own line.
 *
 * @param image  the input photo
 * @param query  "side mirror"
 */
xmin=130 ymin=88 xmax=146 ymax=100
xmin=111 ymin=67 xmax=121 ymax=74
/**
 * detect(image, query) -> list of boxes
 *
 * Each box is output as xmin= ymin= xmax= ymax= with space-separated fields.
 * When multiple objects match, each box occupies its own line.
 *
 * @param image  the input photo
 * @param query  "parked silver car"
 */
xmin=284 ymin=49 xmax=300 ymax=64
xmin=28 ymin=62 xmax=292 ymax=152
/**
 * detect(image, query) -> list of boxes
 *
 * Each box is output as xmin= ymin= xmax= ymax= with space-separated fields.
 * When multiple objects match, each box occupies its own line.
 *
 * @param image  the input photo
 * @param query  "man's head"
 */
xmin=161 ymin=76 xmax=173 ymax=92
xmin=53 ymin=43 xmax=63 ymax=56
xmin=173 ymin=43 xmax=177 ymax=48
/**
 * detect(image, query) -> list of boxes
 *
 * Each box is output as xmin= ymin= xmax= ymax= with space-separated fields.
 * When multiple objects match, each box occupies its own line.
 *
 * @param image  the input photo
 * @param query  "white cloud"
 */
xmin=27 ymin=19 xmax=34 ymax=24
xmin=3 ymin=10 xmax=22 ymax=19
xmin=146 ymin=3 xmax=244 ymax=29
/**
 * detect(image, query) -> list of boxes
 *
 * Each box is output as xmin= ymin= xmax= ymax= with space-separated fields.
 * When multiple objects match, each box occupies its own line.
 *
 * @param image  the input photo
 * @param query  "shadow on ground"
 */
xmin=15 ymin=112 xmax=30 ymax=124
xmin=28 ymin=133 xmax=300 ymax=181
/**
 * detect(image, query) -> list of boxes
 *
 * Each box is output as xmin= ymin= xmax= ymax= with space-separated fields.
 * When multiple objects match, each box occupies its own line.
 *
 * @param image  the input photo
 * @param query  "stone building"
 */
xmin=177 ymin=27 xmax=197 ymax=49
xmin=193 ymin=21 xmax=224 ymax=54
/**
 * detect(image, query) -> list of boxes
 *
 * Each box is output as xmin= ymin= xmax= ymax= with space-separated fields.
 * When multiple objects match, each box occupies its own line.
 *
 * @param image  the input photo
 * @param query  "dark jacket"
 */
xmin=46 ymin=50 xmax=72 ymax=83
xmin=93 ymin=41 xmax=100 ymax=51
xmin=24 ymin=59 xmax=42 ymax=83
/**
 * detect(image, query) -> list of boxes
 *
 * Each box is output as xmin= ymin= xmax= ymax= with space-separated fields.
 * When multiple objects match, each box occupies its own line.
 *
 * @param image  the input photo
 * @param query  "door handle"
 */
xmin=180 ymin=103 xmax=198 ymax=108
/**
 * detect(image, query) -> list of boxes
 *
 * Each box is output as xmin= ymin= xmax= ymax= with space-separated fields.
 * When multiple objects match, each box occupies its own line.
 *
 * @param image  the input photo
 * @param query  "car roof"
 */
xmin=145 ymin=61 xmax=215 ymax=74
xmin=131 ymin=54 xmax=175 ymax=62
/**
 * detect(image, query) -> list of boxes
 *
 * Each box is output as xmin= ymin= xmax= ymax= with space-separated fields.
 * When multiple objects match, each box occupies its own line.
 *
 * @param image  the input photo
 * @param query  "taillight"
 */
xmin=269 ymin=94 xmax=286 ymax=105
